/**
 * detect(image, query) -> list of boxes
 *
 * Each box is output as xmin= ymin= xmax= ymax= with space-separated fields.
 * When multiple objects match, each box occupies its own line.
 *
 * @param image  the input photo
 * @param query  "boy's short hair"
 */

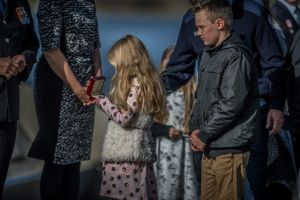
xmin=192 ymin=0 xmax=233 ymax=31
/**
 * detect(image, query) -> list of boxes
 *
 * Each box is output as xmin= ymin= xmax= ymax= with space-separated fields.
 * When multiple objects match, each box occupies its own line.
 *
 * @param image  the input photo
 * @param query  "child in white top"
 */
xmin=87 ymin=34 xmax=167 ymax=200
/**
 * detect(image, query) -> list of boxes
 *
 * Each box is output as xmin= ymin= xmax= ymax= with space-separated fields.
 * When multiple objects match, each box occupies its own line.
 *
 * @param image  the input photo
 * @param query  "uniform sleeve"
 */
xmin=255 ymin=12 xmax=288 ymax=110
xmin=38 ymin=0 xmax=63 ymax=51
xmin=96 ymin=85 xmax=140 ymax=127
xmin=18 ymin=0 xmax=39 ymax=81
xmin=161 ymin=12 xmax=199 ymax=94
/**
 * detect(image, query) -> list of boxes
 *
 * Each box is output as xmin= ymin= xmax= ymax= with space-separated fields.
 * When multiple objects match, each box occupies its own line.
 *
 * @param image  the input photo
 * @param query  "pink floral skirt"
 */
xmin=100 ymin=162 xmax=158 ymax=200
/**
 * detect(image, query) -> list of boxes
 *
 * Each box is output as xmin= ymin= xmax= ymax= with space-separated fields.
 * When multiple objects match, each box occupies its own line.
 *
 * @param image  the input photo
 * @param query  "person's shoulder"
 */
xmin=224 ymin=35 xmax=252 ymax=61
xmin=271 ymin=1 xmax=288 ymax=16
xmin=183 ymin=9 xmax=195 ymax=24
xmin=243 ymin=0 xmax=263 ymax=16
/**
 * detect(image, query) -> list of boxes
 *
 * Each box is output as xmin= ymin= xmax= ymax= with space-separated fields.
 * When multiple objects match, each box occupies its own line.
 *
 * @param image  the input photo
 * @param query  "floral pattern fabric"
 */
xmin=154 ymin=90 xmax=199 ymax=200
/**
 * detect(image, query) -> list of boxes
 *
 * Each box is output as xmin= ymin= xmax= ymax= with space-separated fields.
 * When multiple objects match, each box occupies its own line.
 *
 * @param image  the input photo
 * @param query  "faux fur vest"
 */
xmin=101 ymin=113 xmax=156 ymax=163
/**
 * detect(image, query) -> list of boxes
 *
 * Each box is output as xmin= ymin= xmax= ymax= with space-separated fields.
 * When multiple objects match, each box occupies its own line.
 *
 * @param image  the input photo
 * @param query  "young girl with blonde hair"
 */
xmin=87 ymin=34 xmax=167 ymax=200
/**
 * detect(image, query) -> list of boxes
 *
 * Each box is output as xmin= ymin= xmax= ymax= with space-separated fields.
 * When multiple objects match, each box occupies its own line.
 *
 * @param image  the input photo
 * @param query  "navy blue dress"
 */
xmin=29 ymin=0 xmax=100 ymax=165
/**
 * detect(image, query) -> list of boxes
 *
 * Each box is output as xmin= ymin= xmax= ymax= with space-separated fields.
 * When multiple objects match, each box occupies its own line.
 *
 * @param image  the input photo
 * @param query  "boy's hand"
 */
xmin=190 ymin=130 xmax=206 ymax=151
xmin=168 ymin=127 xmax=181 ymax=140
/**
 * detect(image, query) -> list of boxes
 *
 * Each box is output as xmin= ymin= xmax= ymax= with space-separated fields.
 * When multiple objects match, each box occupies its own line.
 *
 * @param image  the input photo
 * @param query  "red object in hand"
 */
xmin=86 ymin=76 xmax=105 ymax=101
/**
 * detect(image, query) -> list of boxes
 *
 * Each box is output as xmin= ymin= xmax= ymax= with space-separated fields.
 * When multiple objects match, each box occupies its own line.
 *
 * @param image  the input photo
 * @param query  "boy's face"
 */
xmin=195 ymin=10 xmax=223 ymax=47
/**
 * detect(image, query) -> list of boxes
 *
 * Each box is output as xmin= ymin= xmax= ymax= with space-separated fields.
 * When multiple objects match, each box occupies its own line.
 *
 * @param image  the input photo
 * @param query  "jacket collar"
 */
xmin=204 ymin=32 xmax=250 ymax=55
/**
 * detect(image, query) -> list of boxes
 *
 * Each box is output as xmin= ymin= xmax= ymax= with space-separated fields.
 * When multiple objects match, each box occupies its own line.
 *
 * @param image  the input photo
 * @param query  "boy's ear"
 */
xmin=215 ymin=18 xmax=225 ymax=30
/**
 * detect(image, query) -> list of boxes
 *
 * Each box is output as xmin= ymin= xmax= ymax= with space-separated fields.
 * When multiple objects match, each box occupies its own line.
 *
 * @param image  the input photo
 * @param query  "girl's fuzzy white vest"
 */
xmin=101 ymin=113 xmax=156 ymax=163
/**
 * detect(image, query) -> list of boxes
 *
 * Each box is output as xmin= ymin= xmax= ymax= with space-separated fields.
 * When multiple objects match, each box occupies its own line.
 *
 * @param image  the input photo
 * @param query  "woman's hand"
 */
xmin=74 ymin=86 xmax=90 ymax=104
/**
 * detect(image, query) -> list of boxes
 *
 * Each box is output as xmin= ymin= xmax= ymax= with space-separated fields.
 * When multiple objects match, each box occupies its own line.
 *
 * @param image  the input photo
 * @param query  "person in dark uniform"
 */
xmin=0 ymin=0 xmax=39 ymax=198
xmin=28 ymin=0 xmax=102 ymax=200
xmin=271 ymin=0 xmax=300 ymax=48
xmin=162 ymin=0 xmax=287 ymax=200
xmin=288 ymin=29 xmax=300 ymax=172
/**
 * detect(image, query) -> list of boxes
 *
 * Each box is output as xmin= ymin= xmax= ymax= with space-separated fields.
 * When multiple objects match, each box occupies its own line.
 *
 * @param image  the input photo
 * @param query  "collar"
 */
xmin=205 ymin=33 xmax=232 ymax=54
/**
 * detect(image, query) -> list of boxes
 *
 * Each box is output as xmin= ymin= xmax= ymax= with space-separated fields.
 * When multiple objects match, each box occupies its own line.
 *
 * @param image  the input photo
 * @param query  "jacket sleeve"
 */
xmin=189 ymin=99 xmax=200 ymax=132
xmin=18 ymin=0 xmax=39 ymax=82
xmin=255 ymin=12 xmax=288 ymax=111
xmin=161 ymin=16 xmax=197 ymax=94
xmin=199 ymin=54 xmax=253 ymax=144
xmin=151 ymin=122 xmax=172 ymax=138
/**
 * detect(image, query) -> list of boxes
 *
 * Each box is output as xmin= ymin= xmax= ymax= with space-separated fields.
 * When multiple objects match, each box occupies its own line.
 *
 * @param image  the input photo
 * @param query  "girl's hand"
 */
xmin=83 ymin=99 xmax=97 ymax=106
xmin=168 ymin=127 xmax=181 ymax=140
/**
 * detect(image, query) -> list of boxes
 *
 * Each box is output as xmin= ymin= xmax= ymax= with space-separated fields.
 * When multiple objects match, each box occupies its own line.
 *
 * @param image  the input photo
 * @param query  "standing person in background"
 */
xmin=0 ymin=0 xmax=39 ymax=198
xmin=28 ymin=0 xmax=102 ymax=199
xmin=272 ymin=0 xmax=300 ymax=173
xmin=162 ymin=0 xmax=287 ymax=199
xmin=86 ymin=34 xmax=167 ymax=200
xmin=160 ymin=1 xmax=205 ymax=182
xmin=152 ymin=46 xmax=199 ymax=200
xmin=262 ymin=1 xmax=298 ymax=199
xmin=271 ymin=0 xmax=300 ymax=48
xmin=289 ymin=29 xmax=300 ymax=200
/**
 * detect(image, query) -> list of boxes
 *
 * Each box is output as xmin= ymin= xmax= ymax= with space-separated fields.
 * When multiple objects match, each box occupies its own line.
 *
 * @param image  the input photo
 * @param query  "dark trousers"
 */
xmin=245 ymin=110 xmax=268 ymax=200
xmin=291 ymin=131 xmax=300 ymax=171
xmin=0 ymin=122 xmax=17 ymax=199
xmin=40 ymin=162 xmax=81 ymax=200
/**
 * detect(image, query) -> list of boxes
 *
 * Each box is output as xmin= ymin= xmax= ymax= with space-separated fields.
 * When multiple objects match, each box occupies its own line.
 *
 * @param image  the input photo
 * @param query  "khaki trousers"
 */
xmin=201 ymin=152 xmax=250 ymax=200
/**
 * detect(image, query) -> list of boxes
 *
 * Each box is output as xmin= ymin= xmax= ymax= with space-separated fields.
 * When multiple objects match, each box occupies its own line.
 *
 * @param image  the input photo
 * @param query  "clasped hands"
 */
xmin=190 ymin=129 xmax=206 ymax=152
xmin=0 ymin=55 xmax=26 ymax=80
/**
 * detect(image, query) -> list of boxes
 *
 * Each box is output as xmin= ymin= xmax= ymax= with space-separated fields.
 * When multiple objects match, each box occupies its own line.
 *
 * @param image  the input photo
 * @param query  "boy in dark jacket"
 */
xmin=189 ymin=1 xmax=259 ymax=199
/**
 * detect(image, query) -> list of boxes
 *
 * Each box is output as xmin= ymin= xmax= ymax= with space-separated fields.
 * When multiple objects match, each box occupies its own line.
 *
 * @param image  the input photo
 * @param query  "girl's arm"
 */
xmin=96 ymin=85 xmax=140 ymax=126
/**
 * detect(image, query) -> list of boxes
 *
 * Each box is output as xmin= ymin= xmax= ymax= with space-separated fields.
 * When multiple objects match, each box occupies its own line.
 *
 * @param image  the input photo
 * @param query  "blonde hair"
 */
xmin=160 ymin=45 xmax=196 ymax=133
xmin=108 ymin=34 xmax=167 ymax=123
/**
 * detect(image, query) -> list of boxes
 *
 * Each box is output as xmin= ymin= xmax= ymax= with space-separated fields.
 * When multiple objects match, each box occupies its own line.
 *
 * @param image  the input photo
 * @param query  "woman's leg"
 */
xmin=40 ymin=162 xmax=64 ymax=200
xmin=62 ymin=162 xmax=81 ymax=200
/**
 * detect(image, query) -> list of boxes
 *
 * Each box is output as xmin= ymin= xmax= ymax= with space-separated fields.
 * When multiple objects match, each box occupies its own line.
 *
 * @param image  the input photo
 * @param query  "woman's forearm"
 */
xmin=44 ymin=49 xmax=82 ymax=94
xmin=93 ymin=48 xmax=102 ymax=76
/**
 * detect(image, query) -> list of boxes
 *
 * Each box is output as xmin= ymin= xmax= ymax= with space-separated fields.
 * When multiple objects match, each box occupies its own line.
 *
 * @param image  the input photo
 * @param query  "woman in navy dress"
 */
xmin=28 ymin=0 xmax=102 ymax=199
